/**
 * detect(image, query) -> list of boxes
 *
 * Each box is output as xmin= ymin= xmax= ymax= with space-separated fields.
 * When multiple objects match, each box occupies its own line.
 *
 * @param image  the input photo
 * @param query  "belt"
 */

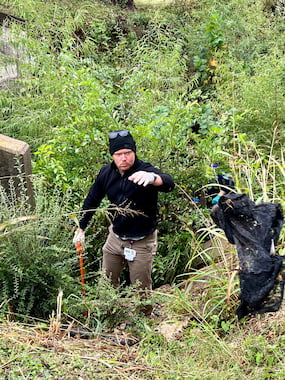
xmin=114 ymin=233 xmax=145 ymax=241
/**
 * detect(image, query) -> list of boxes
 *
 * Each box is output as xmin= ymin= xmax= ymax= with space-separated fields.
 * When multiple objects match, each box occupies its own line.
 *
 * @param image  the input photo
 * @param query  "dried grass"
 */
xmin=0 ymin=319 xmax=150 ymax=378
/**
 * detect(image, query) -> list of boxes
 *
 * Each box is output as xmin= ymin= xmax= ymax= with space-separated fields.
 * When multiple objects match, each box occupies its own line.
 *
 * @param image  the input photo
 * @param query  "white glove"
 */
xmin=128 ymin=171 xmax=157 ymax=187
xmin=73 ymin=229 xmax=85 ymax=246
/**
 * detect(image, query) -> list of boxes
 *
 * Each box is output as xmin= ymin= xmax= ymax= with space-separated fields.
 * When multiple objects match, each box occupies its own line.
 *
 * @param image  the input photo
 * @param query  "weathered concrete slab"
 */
xmin=0 ymin=12 xmax=26 ymax=88
xmin=0 ymin=134 xmax=35 ymax=208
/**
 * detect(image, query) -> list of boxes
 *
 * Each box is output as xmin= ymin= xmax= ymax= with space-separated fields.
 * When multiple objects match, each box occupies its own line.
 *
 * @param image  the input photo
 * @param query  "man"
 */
xmin=209 ymin=170 xmax=235 ymax=205
xmin=73 ymin=129 xmax=174 ymax=315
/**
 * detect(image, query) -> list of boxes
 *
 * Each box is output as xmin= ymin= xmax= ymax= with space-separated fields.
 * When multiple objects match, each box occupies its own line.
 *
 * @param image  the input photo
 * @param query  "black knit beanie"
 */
xmin=109 ymin=130 xmax=136 ymax=155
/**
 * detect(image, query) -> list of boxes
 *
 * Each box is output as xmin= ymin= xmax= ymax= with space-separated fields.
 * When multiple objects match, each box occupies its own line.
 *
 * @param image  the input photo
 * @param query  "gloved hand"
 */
xmin=73 ymin=228 xmax=85 ymax=247
xmin=211 ymin=195 xmax=221 ymax=205
xmin=128 ymin=171 xmax=156 ymax=187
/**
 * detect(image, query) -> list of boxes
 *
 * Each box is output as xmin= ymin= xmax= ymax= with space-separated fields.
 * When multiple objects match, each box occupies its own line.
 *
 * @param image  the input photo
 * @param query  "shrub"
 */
xmin=0 ymin=180 xmax=79 ymax=319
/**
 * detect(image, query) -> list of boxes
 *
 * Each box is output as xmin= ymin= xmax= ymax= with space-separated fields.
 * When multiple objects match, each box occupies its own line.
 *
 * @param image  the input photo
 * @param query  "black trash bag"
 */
xmin=211 ymin=193 xmax=285 ymax=319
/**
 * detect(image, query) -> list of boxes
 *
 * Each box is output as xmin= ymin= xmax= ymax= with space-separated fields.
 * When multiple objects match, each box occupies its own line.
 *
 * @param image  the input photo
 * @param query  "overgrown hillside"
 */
xmin=1 ymin=0 xmax=285 ymax=378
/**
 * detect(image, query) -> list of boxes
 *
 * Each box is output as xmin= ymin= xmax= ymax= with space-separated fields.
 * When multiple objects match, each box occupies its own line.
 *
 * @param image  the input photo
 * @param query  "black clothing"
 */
xmin=217 ymin=173 xmax=235 ymax=194
xmin=79 ymin=157 xmax=174 ymax=238
xmin=211 ymin=193 xmax=285 ymax=319
xmin=207 ymin=172 xmax=235 ymax=198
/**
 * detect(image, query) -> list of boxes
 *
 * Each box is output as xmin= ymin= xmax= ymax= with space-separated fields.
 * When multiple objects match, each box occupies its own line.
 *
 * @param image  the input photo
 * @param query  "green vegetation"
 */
xmin=0 ymin=0 xmax=285 ymax=378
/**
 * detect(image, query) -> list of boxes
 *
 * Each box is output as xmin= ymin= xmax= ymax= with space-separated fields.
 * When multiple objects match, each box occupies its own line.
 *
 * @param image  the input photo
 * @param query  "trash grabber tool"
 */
xmin=76 ymin=241 xmax=86 ymax=298
xmin=70 ymin=215 xmax=87 ymax=316
xmin=75 ymin=241 xmax=88 ymax=317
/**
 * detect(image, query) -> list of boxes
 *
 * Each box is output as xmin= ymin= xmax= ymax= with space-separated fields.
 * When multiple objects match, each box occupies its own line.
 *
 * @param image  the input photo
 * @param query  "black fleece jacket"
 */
xmin=79 ymin=157 xmax=174 ymax=238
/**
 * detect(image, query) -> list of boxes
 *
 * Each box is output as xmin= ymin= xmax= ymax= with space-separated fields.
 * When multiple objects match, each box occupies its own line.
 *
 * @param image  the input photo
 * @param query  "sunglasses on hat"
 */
xmin=108 ymin=130 xmax=129 ymax=139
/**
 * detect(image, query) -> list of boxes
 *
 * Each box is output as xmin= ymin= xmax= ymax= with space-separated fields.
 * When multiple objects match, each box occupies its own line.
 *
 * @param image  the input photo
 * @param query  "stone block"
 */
xmin=0 ymin=134 xmax=35 ymax=208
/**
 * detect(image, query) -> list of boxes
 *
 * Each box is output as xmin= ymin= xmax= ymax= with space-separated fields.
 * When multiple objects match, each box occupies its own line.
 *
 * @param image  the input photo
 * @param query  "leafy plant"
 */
xmin=0 ymin=180 xmax=79 ymax=319
xmin=64 ymin=275 xmax=154 ymax=331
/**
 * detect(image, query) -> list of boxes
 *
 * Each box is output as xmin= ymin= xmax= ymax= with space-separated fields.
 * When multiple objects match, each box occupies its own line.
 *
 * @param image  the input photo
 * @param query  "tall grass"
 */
xmin=170 ymin=136 xmax=285 ymax=328
xmin=0 ymin=178 xmax=79 ymax=319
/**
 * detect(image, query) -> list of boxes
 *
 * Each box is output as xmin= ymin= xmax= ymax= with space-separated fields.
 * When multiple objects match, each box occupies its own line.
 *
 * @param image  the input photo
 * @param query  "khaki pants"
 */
xmin=102 ymin=226 xmax=157 ymax=290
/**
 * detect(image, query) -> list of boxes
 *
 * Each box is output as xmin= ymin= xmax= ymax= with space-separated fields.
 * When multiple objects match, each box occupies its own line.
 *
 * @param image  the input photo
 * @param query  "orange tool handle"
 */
xmin=76 ymin=242 xmax=86 ymax=297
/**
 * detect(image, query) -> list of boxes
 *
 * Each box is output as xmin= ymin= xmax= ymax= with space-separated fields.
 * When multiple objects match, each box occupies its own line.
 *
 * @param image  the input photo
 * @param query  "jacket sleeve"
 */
xmin=79 ymin=168 xmax=106 ymax=230
xmin=158 ymin=172 xmax=175 ymax=193
xmin=142 ymin=162 xmax=175 ymax=193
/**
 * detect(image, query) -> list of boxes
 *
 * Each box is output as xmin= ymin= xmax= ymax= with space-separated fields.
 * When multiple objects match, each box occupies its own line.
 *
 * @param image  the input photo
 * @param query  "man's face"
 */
xmin=112 ymin=149 xmax=135 ymax=174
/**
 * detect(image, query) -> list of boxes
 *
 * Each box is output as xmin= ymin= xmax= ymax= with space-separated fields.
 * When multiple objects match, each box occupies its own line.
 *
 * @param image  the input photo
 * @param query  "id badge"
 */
xmin=124 ymin=247 xmax=136 ymax=261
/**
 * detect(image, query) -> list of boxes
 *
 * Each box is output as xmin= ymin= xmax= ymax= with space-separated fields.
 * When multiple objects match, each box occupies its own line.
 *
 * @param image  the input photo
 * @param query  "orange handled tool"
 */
xmin=76 ymin=242 xmax=86 ymax=297
xmin=76 ymin=242 xmax=87 ymax=317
